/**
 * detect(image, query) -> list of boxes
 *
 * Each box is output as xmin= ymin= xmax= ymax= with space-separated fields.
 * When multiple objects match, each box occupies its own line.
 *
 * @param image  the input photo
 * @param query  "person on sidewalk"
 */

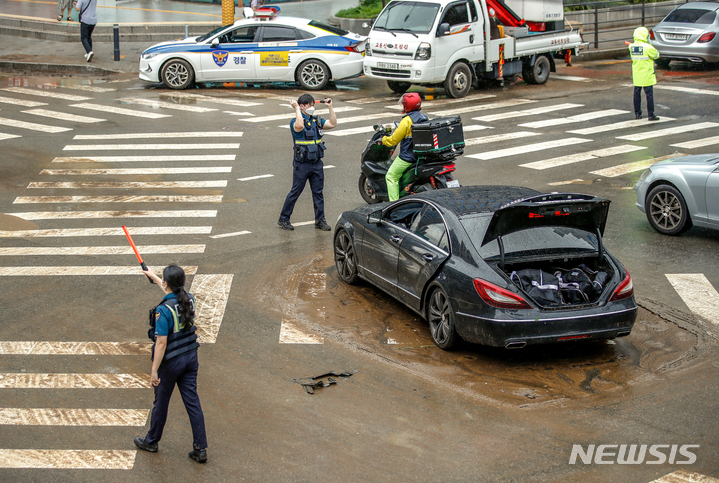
xmin=57 ymin=0 xmax=73 ymax=22
xmin=134 ymin=264 xmax=208 ymax=463
xmin=73 ymin=0 xmax=97 ymax=62
xmin=278 ymin=94 xmax=337 ymax=231
xmin=628 ymin=26 xmax=660 ymax=121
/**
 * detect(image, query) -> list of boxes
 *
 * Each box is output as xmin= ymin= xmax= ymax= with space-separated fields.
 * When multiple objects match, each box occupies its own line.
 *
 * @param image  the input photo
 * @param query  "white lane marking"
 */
xmin=616 ymin=122 xmax=719 ymax=141
xmin=671 ymin=135 xmax=719 ymax=149
xmin=520 ymin=145 xmax=647 ymax=170
xmin=589 ymin=154 xmax=686 ymax=177
xmin=0 ymin=226 xmax=213 ymax=238
xmin=190 ymin=274 xmax=234 ymax=344
xmin=209 ymin=231 xmax=251 ymax=238
xmin=52 ymin=84 xmax=116 ymax=92
xmin=2 ymin=87 xmax=91 ymax=101
xmin=324 ymin=125 xmax=375 ymax=137
xmin=69 ymin=103 xmax=171 ymax=119
xmin=73 ymin=131 xmax=242 ymax=140
xmin=238 ymin=174 xmax=273 ymax=181
xmin=465 ymin=131 xmax=540 ymax=146
xmin=654 ymin=85 xmax=719 ymax=96
xmin=0 ymin=373 xmax=150 ymax=389
xmin=466 ymin=138 xmax=591 ymax=160
xmin=8 ymin=210 xmax=217 ymax=220
xmin=223 ymin=111 xmax=254 ymax=116
xmin=322 ymin=112 xmax=396 ymax=126
xmin=424 ymin=93 xmax=497 ymax=104
xmin=279 ymin=320 xmax=324 ymax=344
xmin=243 ymin=106 xmax=361 ymax=122
xmin=42 ymin=167 xmax=232 ymax=175
xmin=28 ymin=181 xmax=228 ymax=189
xmin=0 ymin=449 xmax=136 ymax=470
xmin=0 ymin=116 xmax=71 ymax=133
xmin=0 ymin=341 xmax=150 ymax=355
xmin=472 ymin=103 xmax=583 ymax=122
xmin=160 ymin=92 xmax=263 ymax=106
xmin=463 ymin=125 xmax=492 ymax=132
xmin=324 ymin=165 xmax=335 ymax=169
xmin=293 ymin=221 xmax=317 ymax=227
xmin=428 ymin=99 xmax=536 ymax=117
xmin=53 ymin=155 xmax=236 ymax=163
xmin=519 ymin=109 xmax=629 ymax=128
xmin=0 ymin=133 xmax=21 ymax=141
xmin=0 ymin=96 xmax=47 ymax=107
xmin=666 ymin=274 xmax=719 ymax=325
xmin=14 ymin=195 xmax=223 ymax=203
xmin=0 ymin=265 xmax=198 ymax=276
xmin=568 ymin=117 xmax=675 ymax=135
xmin=548 ymin=179 xmax=585 ymax=186
xmin=0 ymin=408 xmax=149 ymax=426
xmin=118 ymin=97 xmax=218 ymax=112
xmin=551 ymin=74 xmax=590 ymax=81
xmin=63 ymin=143 xmax=239 ymax=151
xmin=22 ymin=109 xmax=105 ymax=123
xmin=0 ymin=245 xmax=205 ymax=256
xmin=650 ymin=470 xmax=719 ymax=483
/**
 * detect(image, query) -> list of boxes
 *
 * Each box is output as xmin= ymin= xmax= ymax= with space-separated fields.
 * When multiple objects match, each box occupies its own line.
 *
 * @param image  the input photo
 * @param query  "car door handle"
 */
xmin=390 ymin=235 xmax=401 ymax=243
xmin=289 ymin=49 xmax=304 ymax=53
xmin=422 ymin=254 xmax=434 ymax=262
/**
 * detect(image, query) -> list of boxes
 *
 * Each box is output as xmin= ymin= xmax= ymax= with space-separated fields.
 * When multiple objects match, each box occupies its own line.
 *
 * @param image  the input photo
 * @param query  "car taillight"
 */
xmin=610 ymin=270 xmax=634 ymax=301
xmin=345 ymin=42 xmax=362 ymax=53
xmin=698 ymin=32 xmax=716 ymax=43
xmin=474 ymin=279 xmax=531 ymax=309
xmin=649 ymin=29 xmax=655 ymax=40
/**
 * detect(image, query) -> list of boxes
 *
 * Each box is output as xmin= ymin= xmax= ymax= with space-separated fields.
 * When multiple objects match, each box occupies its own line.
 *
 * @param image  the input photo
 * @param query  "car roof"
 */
xmin=407 ymin=186 xmax=541 ymax=216
xmin=233 ymin=16 xmax=318 ymax=29
xmin=674 ymin=2 xmax=719 ymax=10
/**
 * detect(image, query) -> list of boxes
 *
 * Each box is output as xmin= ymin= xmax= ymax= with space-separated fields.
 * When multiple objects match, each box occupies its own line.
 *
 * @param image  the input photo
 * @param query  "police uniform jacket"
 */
xmin=291 ymin=112 xmax=326 ymax=163
xmin=629 ymin=27 xmax=659 ymax=87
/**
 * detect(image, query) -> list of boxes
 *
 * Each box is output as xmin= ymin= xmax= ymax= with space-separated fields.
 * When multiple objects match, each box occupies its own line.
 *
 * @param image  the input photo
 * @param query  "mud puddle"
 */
xmin=253 ymin=253 xmax=711 ymax=408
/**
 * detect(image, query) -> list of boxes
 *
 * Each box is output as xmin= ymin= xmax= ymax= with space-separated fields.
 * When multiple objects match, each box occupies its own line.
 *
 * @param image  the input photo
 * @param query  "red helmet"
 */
xmin=399 ymin=92 xmax=422 ymax=114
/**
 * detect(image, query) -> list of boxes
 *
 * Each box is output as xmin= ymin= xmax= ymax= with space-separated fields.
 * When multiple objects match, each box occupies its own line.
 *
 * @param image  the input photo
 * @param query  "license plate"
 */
xmin=447 ymin=179 xmax=460 ymax=188
xmin=664 ymin=33 xmax=688 ymax=40
xmin=377 ymin=62 xmax=399 ymax=70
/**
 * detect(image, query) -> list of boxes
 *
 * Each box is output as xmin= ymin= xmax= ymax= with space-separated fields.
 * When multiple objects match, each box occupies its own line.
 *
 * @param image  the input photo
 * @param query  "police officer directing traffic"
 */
xmin=278 ymin=94 xmax=337 ymax=231
xmin=134 ymin=264 xmax=208 ymax=464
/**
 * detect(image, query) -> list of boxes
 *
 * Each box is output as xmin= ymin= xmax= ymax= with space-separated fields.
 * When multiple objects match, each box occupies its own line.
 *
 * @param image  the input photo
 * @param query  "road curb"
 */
xmin=0 ymin=61 xmax=120 ymax=75
xmin=577 ymin=47 xmax=629 ymax=62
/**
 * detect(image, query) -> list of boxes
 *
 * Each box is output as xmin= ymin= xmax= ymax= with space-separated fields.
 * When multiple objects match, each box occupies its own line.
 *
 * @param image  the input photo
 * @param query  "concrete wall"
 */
xmin=565 ymin=0 xmax=685 ymax=30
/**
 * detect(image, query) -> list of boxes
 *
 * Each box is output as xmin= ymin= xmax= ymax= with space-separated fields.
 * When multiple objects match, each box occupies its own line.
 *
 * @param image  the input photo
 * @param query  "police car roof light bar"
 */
xmin=253 ymin=7 xmax=279 ymax=19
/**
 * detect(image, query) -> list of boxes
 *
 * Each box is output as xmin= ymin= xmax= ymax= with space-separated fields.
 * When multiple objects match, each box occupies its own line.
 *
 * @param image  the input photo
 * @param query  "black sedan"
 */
xmin=333 ymin=186 xmax=637 ymax=350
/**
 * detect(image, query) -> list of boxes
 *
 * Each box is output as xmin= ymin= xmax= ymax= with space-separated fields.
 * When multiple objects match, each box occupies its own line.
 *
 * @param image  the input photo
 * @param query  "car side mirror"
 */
xmin=367 ymin=210 xmax=383 ymax=225
xmin=438 ymin=23 xmax=450 ymax=37
xmin=362 ymin=18 xmax=375 ymax=29
xmin=211 ymin=38 xmax=219 ymax=47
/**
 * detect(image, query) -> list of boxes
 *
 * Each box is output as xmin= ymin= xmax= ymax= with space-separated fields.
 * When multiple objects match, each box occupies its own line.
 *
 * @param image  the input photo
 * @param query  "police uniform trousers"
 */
xmin=633 ymin=85 xmax=654 ymax=118
xmin=145 ymin=350 xmax=207 ymax=450
xmin=279 ymin=158 xmax=325 ymax=222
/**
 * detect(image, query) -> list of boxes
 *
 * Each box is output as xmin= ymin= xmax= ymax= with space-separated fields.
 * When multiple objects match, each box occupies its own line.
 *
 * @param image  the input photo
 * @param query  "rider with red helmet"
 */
xmin=381 ymin=92 xmax=428 ymax=201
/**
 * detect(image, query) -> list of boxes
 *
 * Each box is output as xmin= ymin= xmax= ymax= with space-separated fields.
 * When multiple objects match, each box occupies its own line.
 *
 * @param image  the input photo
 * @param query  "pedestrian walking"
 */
xmin=134 ymin=264 xmax=208 ymax=464
xmin=629 ymin=26 xmax=660 ymax=121
xmin=278 ymin=94 xmax=337 ymax=231
xmin=73 ymin=0 xmax=97 ymax=62
xmin=57 ymin=0 xmax=73 ymax=22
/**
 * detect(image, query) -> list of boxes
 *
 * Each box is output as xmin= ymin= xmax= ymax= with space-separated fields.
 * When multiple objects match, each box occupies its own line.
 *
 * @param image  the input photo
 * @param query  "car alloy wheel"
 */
xmin=427 ymin=287 xmax=457 ymax=350
xmin=161 ymin=59 xmax=194 ymax=90
xmin=334 ymin=229 xmax=358 ymax=284
xmin=646 ymin=184 xmax=691 ymax=236
xmin=297 ymin=59 xmax=329 ymax=90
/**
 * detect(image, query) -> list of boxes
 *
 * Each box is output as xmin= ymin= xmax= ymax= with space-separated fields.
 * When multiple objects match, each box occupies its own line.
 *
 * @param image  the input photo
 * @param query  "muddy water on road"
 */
xmin=251 ymin=252 xmax=704 ymax=409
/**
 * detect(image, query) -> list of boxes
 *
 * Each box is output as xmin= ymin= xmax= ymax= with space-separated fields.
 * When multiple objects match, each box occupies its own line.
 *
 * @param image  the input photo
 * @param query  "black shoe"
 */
xmin=189 ymin=448 xmax=207 ymax=463
xmin=315 ymin=219 xmax=331 ymax=231
xmin=278 ymin=219 xmax=294 ymax=231
xmin=134 ymin=436 xmax=158 ymax=453
xmin=635 ymin=114 xmax=642 ymax=119
xmin=648 ymin=116 xmax=660 ymax=121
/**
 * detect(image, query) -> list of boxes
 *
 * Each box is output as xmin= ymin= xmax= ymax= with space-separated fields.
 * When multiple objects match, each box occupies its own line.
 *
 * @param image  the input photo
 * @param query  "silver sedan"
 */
xmin=636 ymin=154 xmax=719 ymax=235
xmin=650 ymin=2 xmax=719 ymax=66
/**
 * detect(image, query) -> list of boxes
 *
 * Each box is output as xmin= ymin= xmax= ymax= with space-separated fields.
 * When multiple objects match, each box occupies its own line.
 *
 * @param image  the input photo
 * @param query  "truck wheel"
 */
xmin=529 ymin=55 xmax=551 ymax=85
xmin=161 ymin=59 xmax=195 ymax=90
xmin=296 ymin=59 xmax=330 ymax=90
xmin=359 ymin=173 xmax=381 ymax=204
xmin=387 ymin=81 xmax=411 ymax=94
xmin=444 ymin=62 xmax=472 ymax=98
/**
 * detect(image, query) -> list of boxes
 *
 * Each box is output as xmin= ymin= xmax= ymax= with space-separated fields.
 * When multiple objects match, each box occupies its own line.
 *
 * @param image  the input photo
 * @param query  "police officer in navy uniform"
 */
xmin=134 ymin=264 xmax=208 ymax=464
xmin=278 ymin=93 xmax=337 ymax=231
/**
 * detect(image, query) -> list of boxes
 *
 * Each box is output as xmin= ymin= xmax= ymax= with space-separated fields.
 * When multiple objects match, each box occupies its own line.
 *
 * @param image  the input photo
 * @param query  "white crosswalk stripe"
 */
xmin=41 ymin=167 xmax=232 ymax=175
xmin=649 ymin=470 xmax=719 ymax=483
xmin=73 ymin=131 xmax=242 ymax=140
xmin=243 ymin=106 xmax=361 ymax=123
xmin=616 ymin=122 xmax=719 ymax=141
xmin=0 ymin=341 xmax=150 ymax=355
xmin=589 ymin=153 xmax=685 ymax=177
xmin=0 ymin=132 xmax=21 ymax=141
xmin=568 ymin=117 xmax=675 ymax=135
xmin=52 ymin=155 xmax=236 ymax=163
xmin=0 ymin=227 xmax=213 ymax=237
xmin=69 ymin=103 xmax=171 ymax=119
xmin=2 ymin=87 xmax=92 ymax=101
xmin=465 ymin=131 xmax=540 ymax=146
xmin=160 ymin=91 xmax=263 ymax=106
xmin=654 ymin=85 xmax=719 ymax=96
xmin=472 ymin=103 xmax=583 ymax=122
xmin=0 ymin=408 xmax=149 ymax=426
xmin=520 ymin=145 xmax=647 ymax=170
xmin=117 ymin=97 xmax=219 ymax=112
xmin=666 ymin=274 xmax=719 ymax=325
xmin=0 ymin=265 xmax=198 ymax=276
xmin=0 ymin=449 xmax=136 ymax=470
xmin=22 ymin=108 xmax=105 ymax=123
xmin=466 ymin=137 xmax=591 ymax=160
xmin=670 ymin=135 xmax=719 ymax=149
xmin=550 ymin=74 xmax=591 ymax=82
xmin=8 ymin=210 xmax=217 ymax=220
xmin=63 ymin=143 xmax=240 ymax=151
xmin=0 ymin=116 xmax=71 ymax=133
xmin=0 ymin=373 xmax=150 ymax=389
xmin=324 ymin=125 xmax=376 ymax=137
xmin=52 ymin=84 xmax=116 ymax=93
xmin=28 ymin=181 xmax=228 ymax=189
xmin=0 ymin=245 xmax=205 ymax=256
xmin=429 ymin=99 xmax=536 ymax=117
xmin=14 ymin=195 xmax=223 ymax=203
xmin=519 ymin=109 xmax=628 ymax=128
xmin=0 ymin=96 xmax=47 ymax=107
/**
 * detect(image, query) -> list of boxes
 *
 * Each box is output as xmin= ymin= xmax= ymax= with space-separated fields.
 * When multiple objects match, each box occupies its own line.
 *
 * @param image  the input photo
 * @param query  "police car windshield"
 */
xmin=196 ymin=25 xmax=232 ymax=42
xmin=375 ymin=1 xmax=440 ymax=34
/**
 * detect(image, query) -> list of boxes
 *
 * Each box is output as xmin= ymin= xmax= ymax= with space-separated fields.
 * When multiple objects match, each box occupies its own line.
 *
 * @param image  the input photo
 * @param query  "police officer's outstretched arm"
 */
xmin=323 ymin=98 xmax=337 ymax=130
xmin=290 ymin=99 xmax=305 ymax=133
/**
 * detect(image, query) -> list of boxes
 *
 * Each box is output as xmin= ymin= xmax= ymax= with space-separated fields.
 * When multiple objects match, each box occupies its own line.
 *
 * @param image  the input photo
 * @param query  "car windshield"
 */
xmin=309 ymin=20 xmax=349 ymax=36
xmin=461 ymin=214 xmax=600 ymax=260
xmin=664 ymin=8 xmax=717 ymax=24
xmin=374 ymin=1 xmax=440 ymax=34
xmin=196 ymin=25 xmax=232 ymax=42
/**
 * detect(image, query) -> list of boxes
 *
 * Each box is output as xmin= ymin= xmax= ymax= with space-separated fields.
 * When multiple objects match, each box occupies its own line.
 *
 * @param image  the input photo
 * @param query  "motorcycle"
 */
xmin=358 ymin=124 xmax=461 ymax=204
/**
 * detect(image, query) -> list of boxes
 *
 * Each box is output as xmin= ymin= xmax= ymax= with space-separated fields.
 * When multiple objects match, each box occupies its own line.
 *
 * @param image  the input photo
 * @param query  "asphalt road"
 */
xmin=0 ymin=61 xmax=718 ymax=482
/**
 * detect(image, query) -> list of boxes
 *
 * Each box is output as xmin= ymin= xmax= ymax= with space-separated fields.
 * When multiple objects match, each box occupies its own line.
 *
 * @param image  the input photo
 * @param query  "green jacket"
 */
xmin=629 ymin=27 xmax=659 ymax=87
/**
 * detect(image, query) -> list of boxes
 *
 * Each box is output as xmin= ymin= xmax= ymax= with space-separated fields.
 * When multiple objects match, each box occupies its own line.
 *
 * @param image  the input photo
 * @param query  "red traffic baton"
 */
xmin=122 ymin=225 xmax=154 ymax=284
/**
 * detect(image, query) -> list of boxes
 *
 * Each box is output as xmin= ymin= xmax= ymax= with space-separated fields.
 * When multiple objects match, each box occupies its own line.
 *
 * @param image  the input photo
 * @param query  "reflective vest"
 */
xmin=292 ymin=114 xmax=325 ymax=163
xmin=398 ymin=110 xmax=429 ymax=163
xmin=629 ymin=27 xmax=659 ymax=87
xmin=149 ymin=295 xmax=199 ymax=362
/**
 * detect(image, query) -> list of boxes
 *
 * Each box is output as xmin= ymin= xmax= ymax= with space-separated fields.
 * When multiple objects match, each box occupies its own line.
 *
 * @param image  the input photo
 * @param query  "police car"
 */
xmin=139 ymin=8 xmax=366 ymax=90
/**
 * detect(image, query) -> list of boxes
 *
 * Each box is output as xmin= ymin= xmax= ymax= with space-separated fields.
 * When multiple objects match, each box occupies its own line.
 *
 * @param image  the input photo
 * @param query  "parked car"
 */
xmin=650 ymin=2 xmax=719 ymax=66
xmin=139 ymin=9 xmax=365 ymax=90
xmin=334 ymin=186 xmax=637 ymax=350
xmin=635 ymin=154 xmax=719 ymax=235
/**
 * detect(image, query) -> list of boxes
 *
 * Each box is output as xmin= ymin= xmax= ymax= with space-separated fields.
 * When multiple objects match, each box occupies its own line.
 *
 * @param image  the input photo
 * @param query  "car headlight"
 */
xmin=142 ymin=52 xmax=159 ymax=61
xmin=415 ymin=42 xmax=431 ymax=60
xmin=365 ymin=41 xmax=372 ymax=57
xmin=638 ymin=168 xmax=651 ymax=181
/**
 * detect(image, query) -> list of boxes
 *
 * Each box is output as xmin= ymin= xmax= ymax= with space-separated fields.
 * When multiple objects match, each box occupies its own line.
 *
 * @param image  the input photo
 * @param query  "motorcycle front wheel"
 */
xmin=359 ymin=173 xmax=381 ymax=204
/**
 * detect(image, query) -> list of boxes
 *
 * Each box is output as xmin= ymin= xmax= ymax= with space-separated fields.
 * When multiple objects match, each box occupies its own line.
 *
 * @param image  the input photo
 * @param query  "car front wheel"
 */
xmin=296 ymin=59 xmax=330 ymax=90
xmin=161 ymin=59 xmax=194 ymax=90
xmin=427 ymin=286 xmax=458 ymax=350
xmin=444 ymin=62 xmax=472 ymax=98
xmin=334 ymin=228 xmax=358 ymax=284
xmin=646 ymin=184 xmax=692 ymax=235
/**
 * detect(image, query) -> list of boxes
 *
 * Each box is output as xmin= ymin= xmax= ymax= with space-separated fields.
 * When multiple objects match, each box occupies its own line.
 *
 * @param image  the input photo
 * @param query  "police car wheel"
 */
xmin=296 ymin=59 xmax=329 ymax=91
xmin=161 ymin=59 xmax=194 ymax=90
xmin=444 ymin=62 xmax=472 ymax=99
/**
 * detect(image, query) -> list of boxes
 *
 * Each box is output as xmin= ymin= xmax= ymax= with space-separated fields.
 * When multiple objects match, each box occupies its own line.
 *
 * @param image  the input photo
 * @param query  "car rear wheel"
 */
xmin=526 ymin=55 xmax=551 ymax=85
xmin=427 ymin=286 xmax=458 ymax=350
xmin=646 ymin=184 xmax=692 ymax=235
xmin=387 ymin=80 xmax=411 ymax=94
xmin=161 ymin=59 xmax=194 ymax=90
xmin=334 ymin=229 xmax=358 ymax=284
xmin=296 ymin=59 xmax=330 ymax=90
xmin=359 ymin=173 xmax=381 ymax=204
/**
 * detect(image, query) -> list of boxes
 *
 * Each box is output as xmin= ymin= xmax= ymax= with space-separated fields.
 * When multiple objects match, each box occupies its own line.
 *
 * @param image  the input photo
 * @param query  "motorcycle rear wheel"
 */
xmin=359 ymin=173 xmax=381 ymax=204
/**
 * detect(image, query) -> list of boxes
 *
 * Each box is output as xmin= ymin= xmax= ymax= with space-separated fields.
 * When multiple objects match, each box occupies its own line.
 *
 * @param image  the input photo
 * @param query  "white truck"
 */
xmin=362 ymin=0 xmax=584 ymax=98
